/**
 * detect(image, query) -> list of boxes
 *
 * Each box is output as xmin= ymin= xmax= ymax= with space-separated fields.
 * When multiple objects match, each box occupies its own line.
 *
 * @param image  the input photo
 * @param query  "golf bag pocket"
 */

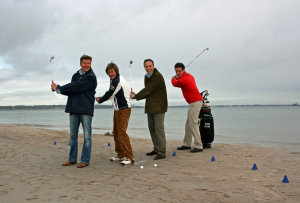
xmin=199 ymin=115 xmax=214 ymax=143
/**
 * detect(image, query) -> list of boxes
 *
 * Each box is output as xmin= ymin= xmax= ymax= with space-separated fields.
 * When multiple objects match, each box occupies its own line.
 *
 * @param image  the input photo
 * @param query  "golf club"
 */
xmin=129 ymin=60 xmax=133 ymax=92
xmin=186 ymin=48 xmax=209 ymax=68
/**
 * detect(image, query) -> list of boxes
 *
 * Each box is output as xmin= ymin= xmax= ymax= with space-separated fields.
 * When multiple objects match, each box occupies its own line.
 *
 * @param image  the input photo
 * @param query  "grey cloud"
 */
xmin=0 ymin=1 xmax=59 ymax=53
xmin=0 ymin=0 xmax=300 ymax=105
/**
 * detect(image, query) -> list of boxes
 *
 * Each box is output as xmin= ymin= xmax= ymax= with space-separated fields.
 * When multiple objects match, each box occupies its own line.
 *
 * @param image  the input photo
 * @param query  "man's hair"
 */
xmin=174 ymin=62 xmax=185 ymax=70
xmin=144 ymin=59 xmax=154 ymax=66
xmin=105 ymin=62 xmax=119 ymax=74
xmin=80 ymin=55 xmax=92 ymax=63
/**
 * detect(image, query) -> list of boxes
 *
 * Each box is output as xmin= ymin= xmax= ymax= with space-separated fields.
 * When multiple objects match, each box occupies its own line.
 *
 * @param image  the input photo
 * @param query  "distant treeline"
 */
xmin=215 ymin=104 xmax=299 ymax=107
xmin=0 ymin=103 xmax=298 ymax=110
xmin=0 ymin=105 xmax=117 ymax=110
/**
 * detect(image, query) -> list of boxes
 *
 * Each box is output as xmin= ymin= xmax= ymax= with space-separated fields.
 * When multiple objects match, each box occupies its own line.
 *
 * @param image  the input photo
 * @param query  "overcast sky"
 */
xmin=0 ymin=0 xmax=299 ymax=106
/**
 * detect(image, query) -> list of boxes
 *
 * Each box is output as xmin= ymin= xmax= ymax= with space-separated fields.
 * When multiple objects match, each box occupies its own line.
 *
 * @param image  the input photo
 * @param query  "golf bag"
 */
xmin=198 ymin=90 xmax=214 ymax=148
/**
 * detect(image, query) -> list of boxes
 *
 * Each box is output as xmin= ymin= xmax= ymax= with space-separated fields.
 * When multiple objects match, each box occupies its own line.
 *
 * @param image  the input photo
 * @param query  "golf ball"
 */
xmin=140 ymin=166 xmax=144 ymax=169
xmin=153 ymin=164 xmax=157 ymax=167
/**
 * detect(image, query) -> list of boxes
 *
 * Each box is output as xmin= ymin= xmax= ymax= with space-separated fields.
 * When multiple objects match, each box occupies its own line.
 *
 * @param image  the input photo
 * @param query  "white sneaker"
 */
xmin=121 ymin=159 xmax=134 ymax=165
xmin=109 ymin=156 xmax=124 ymax=161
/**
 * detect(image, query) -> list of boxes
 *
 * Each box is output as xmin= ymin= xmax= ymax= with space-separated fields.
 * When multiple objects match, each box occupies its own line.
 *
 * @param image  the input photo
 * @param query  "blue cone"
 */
xmin=107 ymin=142 xmax=111 ymax=147
xmin=282 ymin=175 xmax=289 ymax=183
xmin=252 ymin=163 xmax=258 ymax=170
xmin=211 ymin=155 xmax=216 ymax=162
xmin=54 ymin=141 xmax=56 ymax=145
xmin=173 ymin=152 xmax=176 ymax=156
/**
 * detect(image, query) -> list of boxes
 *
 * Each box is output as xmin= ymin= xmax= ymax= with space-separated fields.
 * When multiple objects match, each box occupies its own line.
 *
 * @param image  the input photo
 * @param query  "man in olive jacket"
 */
xmin=131 ymin=59 xmax=168 ymax=160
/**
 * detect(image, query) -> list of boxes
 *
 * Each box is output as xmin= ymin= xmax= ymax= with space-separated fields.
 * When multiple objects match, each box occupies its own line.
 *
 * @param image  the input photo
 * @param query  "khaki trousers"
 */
xmin=147 ymin=113 xmax=166 ymax=155
xmin=183 ymin=101 xmax=203 ymax=149
xmin=113 ymin=108 xmax=134 ymax=160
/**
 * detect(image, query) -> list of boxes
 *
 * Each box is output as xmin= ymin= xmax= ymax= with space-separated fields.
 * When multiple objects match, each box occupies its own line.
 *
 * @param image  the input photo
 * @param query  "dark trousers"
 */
xmin=147 ymin=113 xmax=166 ymax=155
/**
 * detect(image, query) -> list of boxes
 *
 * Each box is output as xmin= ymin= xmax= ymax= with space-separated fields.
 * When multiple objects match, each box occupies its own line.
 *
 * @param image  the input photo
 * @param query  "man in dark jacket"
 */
xmin=51 ymin=55 xmax=97 ymax=168
xmin=131 ymin=59 xmax=168 ymax=160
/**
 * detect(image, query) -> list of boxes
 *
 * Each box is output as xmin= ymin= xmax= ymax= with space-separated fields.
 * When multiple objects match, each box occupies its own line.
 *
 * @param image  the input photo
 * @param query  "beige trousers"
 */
xmin=183 ymin=101 xmax=203 ymax=149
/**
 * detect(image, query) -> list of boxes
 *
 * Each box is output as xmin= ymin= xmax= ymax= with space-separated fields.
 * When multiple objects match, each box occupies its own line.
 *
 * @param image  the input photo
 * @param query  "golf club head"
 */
xmin=201 ymin=90 xmax=209 ymax=97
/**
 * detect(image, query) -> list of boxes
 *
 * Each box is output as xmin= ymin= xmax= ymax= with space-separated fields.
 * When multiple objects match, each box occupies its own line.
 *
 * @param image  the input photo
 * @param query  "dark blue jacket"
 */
xmin=57 ymin=68 xmax=97 ymax=115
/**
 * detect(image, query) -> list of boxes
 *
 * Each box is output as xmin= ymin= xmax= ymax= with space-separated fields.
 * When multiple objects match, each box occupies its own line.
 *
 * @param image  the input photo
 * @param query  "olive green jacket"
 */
xmin=134 ymin=68 xmax=168 ymax=114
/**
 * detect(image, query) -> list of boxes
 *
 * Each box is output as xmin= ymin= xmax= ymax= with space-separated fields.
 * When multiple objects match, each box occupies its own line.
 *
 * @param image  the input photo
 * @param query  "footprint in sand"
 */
xmin=59 ymin=195 xmax=68 ymax=199
xmin=26 ymin=195 xmax=39 ymax=201
xmin=87 ymin=180 xmax=100 ymax=185
xmin=194 ymin=188 xmax=208 ymax=191
xmin=157 ymin=172 xmax=168 ymax=175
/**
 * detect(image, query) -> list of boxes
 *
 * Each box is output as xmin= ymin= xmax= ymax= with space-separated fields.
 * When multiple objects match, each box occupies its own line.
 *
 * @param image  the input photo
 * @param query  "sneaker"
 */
xmin=177 ymin=146 xmax=191 ymax=150
xmin=121 ymin=159 xmax=135 ymax=165
xmin=109 ymin=156 xmax=124 ymax=161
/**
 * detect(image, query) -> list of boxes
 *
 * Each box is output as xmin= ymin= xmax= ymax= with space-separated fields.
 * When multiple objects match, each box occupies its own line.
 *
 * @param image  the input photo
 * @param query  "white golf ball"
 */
xmin=153 ymin=164 xmax=157 ymax=167
xmin=140 ymin=166 xmax=144 ymax=169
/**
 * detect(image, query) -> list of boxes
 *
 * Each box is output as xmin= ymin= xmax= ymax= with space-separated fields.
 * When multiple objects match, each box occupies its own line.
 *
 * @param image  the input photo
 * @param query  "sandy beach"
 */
xmin=0 ymin=124 xmax=299 ymax=202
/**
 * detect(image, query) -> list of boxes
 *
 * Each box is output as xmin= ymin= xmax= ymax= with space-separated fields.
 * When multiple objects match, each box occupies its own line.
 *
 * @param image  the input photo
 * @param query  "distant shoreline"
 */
xmin=0 ymin=103 xmax=299 ymax=110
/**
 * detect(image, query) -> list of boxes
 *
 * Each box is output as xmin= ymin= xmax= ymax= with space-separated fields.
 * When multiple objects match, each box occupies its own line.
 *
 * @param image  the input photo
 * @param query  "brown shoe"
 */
xmin=77 ymin=162 xmax=89 ymax=168
xmin=146 ymin=151 xmax=158 ymax=156
xmin=154 ymin=154 xmax=166 ymax=160
xmin=62 ymin=161 xmax=77 ymax=166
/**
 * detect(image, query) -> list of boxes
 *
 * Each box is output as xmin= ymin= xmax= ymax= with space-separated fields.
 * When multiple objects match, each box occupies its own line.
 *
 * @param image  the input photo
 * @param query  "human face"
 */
xmin=144 ymin=61 xmax=154 ymax=75
xmin=107 ymin=68 xmax=117 ymax=80
xmin=80 ymin=59 xmax=91 ymax=72
xmin=175 ymin=67 xmax=184 ymax=78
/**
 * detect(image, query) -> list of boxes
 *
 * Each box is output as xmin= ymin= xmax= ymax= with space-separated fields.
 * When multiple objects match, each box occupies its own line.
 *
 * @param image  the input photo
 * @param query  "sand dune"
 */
xmin=0 ymin=124 xmax=299 ymax=202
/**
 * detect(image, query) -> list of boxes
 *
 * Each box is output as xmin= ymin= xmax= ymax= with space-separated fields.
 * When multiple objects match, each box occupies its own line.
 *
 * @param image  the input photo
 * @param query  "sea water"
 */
xmin=0 ymin=106 xmax=299 ymax=151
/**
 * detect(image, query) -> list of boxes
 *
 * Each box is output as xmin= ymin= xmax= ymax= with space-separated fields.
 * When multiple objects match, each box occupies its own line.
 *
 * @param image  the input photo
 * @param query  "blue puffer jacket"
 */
xmin=57 ymin=68 xmax=97 ymax=115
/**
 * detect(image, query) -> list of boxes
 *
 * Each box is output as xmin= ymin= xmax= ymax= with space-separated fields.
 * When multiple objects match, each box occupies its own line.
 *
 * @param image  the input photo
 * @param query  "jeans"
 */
xmin=68 ymin=114 xmax=93 ymax=165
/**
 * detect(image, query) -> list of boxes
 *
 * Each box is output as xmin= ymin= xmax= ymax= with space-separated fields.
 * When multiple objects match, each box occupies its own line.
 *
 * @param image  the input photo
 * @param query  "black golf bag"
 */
xmin=198 ymin=90 xmax=214 ymax=148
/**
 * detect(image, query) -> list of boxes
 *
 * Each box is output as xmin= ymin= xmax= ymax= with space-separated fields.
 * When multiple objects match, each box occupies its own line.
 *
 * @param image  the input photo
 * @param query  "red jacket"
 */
xmin=171 ymin=71 xmax=203 ymax=104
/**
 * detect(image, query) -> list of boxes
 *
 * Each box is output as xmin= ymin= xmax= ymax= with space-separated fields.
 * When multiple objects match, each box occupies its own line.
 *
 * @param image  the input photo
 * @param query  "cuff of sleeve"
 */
xmin=56 ymin=86 xmax=61 ymax=94
xmin=98 ymin=98 xmax=104 ymax=103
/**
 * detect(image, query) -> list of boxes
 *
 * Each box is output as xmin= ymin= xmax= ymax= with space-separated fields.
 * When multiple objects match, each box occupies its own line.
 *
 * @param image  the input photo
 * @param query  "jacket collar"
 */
xmin=111 ymin=73 xmax=120 ymax=81
xmin=145 ymin=68 xmax=158 ymax=78
xmin=79 ymin=68 xmax=93 ymax=75
xmin=177 ymin=71 xmax=188 ymax=79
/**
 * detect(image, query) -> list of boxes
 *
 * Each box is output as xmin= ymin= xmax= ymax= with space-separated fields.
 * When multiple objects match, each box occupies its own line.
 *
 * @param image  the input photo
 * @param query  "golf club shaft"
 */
xmin=186 ymin=48 xmax=209 ymax=68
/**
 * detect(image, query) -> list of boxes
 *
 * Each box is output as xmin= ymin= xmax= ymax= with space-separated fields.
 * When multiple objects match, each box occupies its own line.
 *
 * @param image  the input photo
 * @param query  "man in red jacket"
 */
xmin=171 ymin=62 xmax=203 ymax=153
